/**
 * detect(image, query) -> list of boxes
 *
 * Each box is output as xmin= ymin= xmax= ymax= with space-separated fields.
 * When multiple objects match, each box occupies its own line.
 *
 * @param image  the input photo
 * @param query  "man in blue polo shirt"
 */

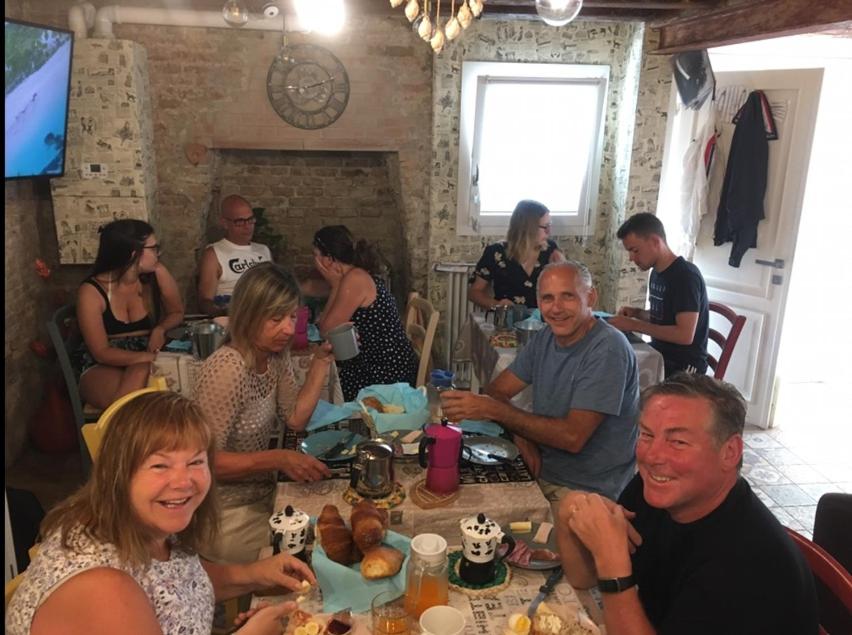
xmin=441 ymin=261 xmax=639 ymax=503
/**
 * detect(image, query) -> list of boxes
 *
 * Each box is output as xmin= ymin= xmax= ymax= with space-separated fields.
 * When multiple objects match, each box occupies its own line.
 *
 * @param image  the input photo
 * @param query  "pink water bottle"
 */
xmin=292 ymin=306 xmax=309 ymax=350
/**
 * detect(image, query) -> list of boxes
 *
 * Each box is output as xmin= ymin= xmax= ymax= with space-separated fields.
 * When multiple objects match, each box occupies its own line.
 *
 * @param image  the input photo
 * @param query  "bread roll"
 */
xmin=361 ymin=545 xmax=404 ymax=580
xmin=350 ymin=500 xmax=388 ymax=554
xmin=316 ymin=504 xmax=359 ymax=565
xmin=361 ymin=396 xmax=384 ymax=411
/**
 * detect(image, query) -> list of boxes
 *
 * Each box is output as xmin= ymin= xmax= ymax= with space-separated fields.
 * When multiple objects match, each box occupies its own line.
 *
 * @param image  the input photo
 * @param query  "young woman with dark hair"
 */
xmin=76 ymin=219 xmax=184 ymax=409
xmin=313 ymin=225 xmax=418 ymax=400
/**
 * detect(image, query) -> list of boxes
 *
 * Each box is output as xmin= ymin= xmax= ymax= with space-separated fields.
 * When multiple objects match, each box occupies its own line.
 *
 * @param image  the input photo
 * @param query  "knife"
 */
xmin=527 ymin=566 xmax=563 ymax=617
xmin=319 ymin=431 xmax=356 ymax=460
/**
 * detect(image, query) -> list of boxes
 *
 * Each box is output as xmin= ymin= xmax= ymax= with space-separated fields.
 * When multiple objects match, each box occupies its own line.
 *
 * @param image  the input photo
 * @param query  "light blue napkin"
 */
xmin=307 ymin=323 xmax=322 ymax=342
xmin=164 ymin=339 xmax=192 ymax=352
xmin=593 ymin=310 xmax=615 ymax=319
xmin=306 ymin=400 xmax=361 ymax=431
xmin=459 ymin=419 xmax=504 ymax=437
xmin=530 ymin=308 xmax=542 ymax=321
xmin=313 ymin=528 xmax=411 ymax=614
xmin=357 ymin=383 xmax=429 ymax=434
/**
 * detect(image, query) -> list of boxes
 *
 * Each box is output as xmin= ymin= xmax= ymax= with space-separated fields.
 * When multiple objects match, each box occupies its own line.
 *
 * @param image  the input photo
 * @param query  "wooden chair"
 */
xmin=46 ymin=304 xmax=102 ymax=476
xmin=81 ymin=386 xmax=165 ymax=462
xmin=707 ymin=301 xmax=746 ymax=381
xmin=404 ymin=292 xmax=440 ymax=387
xmin=784 ymin=527 xmax=852 ymax=635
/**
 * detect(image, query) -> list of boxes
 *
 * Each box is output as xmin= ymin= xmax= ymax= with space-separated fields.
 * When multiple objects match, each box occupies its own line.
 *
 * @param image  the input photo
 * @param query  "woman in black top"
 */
xmin=468 ymin=200 xmax=565 ymax=309
xmin=76 ymin=220 xmax=184 ymax=408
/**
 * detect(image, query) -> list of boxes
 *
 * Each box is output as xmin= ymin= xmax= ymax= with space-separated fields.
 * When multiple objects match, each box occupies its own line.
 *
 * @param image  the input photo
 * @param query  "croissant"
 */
xmin=317 ymin=504 xmax=359 ymax=565
xmin=361 ymin=545 xmax=404 ymax=580
xmin=350 ymin=500 xmax=388 ymax=554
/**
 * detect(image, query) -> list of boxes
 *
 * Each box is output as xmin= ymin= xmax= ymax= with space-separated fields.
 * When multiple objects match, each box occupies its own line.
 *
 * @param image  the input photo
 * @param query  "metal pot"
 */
xmin=514 ymin=319 xmax=545 ymax=347
xmin=189 ymin=320 xmax=226 ymax=359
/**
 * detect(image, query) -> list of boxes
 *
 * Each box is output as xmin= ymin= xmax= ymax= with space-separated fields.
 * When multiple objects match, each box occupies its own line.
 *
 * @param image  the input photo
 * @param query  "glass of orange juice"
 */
xmin=372 ymin=591 xmax=412 ymax=635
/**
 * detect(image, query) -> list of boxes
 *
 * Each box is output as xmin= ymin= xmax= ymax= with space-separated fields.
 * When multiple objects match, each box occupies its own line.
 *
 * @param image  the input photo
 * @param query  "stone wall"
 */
xmin=112 ymin=16 xmax=433 ymax=305
xmin=428 ymin=19 xmax=647 ymax=357
xmin=50 ymin=39 xmax=158 ymax=264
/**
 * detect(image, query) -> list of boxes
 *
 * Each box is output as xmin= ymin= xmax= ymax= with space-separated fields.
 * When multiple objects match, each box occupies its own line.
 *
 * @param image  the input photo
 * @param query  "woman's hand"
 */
xmin=314 ymin=254 xmax=344 ymax=287
xmin=277 ymin=449 xmax=331 ymax=482
xmin=147 ymin=325 xmax=166 ymax=353
xmin=246 ymin=553 xmax=317 ymax=592
xmin=234 ymin=601 xmax=298 ymax=635
xmin=311 ymin=341 xmax=335 ymax=365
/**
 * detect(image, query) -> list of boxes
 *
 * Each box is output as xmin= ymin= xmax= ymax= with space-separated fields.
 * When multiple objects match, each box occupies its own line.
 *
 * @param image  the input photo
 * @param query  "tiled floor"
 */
xmin=741 ymin=380 xmax=852 ymax=539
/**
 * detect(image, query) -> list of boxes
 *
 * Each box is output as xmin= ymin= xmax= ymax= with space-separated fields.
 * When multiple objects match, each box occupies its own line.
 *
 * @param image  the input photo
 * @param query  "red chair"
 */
xmin=707 ymin=301 xmax=746 ymax=381
xmin=784 ymin=527 xmax=852 ymax=635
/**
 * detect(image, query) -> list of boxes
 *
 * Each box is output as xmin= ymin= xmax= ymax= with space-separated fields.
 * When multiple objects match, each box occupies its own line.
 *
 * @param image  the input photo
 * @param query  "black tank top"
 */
xmin=83 ymin=278 xmax=154 ymax=336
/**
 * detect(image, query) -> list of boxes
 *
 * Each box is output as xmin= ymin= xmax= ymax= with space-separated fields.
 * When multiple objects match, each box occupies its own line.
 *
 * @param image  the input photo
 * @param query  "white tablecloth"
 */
xmin=470 ymin=313 xmax=664 ymax=410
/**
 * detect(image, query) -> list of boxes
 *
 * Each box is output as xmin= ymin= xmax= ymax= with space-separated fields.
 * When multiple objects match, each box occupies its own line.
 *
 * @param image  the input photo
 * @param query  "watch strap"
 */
xmin=597 ymin=574 xmax=636 ymax=593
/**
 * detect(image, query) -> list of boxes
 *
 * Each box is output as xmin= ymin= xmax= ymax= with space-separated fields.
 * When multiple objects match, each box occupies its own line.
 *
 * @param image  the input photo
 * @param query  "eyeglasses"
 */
xmin=143 ymin=244 xmax=162 ymax=255
xmin=539 ymin=223 xmax=552 ymax=231
xmin=226 ymin=215 xmax=256 ymax=227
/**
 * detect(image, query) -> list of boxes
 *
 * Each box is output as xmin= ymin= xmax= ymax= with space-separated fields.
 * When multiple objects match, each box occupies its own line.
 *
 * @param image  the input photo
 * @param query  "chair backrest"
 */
xmin=81 ymin=387 xmax=164 ymax=462
xmin=784 ymin=527 xmax=852 ymax=635
xmin=707 ymin=301 xmax=746 ymax=380
xmin=46 ymin=304 xmax=93 ymax=474
xmin=404 ymin=292 xmax=440 ymax=387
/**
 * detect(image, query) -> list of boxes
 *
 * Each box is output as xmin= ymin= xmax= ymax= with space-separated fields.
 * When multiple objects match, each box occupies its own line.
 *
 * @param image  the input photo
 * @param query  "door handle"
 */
xmin=754 ymin=258 xmax=785 ymax=269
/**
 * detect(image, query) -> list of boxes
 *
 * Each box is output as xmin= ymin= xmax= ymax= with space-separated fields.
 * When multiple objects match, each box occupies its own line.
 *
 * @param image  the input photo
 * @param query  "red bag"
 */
xmin=292 ymin=306 xmax=310 ymax=351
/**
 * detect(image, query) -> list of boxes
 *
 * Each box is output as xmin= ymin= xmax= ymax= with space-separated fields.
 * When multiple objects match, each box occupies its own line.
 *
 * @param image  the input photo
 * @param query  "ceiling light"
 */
xmin=222 ymin=0 xmax=249 ymax=27
xmin=535 ymin=0 xmax=583 ymax=27
xmin=293 ymin=0 xmax=345 ymax=35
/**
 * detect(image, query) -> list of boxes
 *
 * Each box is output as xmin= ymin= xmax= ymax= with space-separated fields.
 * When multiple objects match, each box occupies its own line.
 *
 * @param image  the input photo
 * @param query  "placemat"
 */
xmin=447 ymin=549 xmax=512 ymax=597
xmin=459 ymin=455 xmax=534 ymax=484
xmin=409 ymin=478 xmax=461 ymax=509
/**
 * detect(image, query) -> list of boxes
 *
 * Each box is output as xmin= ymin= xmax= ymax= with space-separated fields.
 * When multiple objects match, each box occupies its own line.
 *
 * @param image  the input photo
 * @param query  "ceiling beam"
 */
xmin=651 ymin=0 xmax=852 ymax=54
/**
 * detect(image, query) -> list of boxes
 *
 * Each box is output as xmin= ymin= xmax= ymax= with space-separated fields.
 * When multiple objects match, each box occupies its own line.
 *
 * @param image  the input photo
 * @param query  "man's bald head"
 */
xmin=221 ymin=195 xmax=252 ymax=220
xmin=219 ymin=195 xmax=256 ymax=245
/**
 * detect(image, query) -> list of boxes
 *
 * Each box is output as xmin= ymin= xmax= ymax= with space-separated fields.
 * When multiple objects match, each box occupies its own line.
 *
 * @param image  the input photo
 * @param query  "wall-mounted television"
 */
xmin=5 ymin=18 xmax=74 ymax=180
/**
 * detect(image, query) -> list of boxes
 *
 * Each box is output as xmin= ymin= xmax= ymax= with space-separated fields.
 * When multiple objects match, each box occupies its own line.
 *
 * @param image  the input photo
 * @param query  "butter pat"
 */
xmin=533 ymin=521 xmax=553 ymax=544
xmin=509 ymin=521 xmax=532 ymax=533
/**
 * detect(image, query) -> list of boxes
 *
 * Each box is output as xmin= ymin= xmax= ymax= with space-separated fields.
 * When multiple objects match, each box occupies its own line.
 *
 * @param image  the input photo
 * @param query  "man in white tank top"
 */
xmin=197 ymin=195 xmax=272 ymax=316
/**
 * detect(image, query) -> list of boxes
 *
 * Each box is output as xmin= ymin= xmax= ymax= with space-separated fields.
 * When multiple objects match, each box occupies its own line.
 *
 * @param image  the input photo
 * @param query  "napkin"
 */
xmin=459 ymin=419 xmax=504 ymax=437
xmin=307 ymin=323 xmax=322 ymax=343
xmin=529 ymin=309 xmax=542 ymax=321
xmin=306 ymin=400 xmax=362 ymax=431
xmin=593 ymin=310 xmax=614 ymax=319
xmin=312 ymin=528 xmax=411 ymax=614
xmin=164 ymin=339 xmax=192 ymax=352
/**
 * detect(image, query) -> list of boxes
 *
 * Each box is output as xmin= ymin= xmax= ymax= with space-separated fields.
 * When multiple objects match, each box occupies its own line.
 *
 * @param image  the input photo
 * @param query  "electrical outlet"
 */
xmin=81 ymin=163 xmax=108 ymax=179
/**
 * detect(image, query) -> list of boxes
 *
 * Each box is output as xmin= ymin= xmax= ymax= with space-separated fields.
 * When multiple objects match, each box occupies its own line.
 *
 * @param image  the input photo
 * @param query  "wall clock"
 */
xmin=267 ymin=43 xmax=350 ymax=130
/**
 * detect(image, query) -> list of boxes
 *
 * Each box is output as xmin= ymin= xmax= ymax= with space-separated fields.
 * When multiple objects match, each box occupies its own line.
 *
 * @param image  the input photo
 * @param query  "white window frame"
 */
xmin=456 ymin=61 xmax=610 ymax=237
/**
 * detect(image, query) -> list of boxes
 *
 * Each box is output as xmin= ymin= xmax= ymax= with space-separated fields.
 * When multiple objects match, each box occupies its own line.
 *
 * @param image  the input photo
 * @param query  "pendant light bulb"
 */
xmin=534 ymin=0 xmax=582 ymax=27
xmin=222 ymin=0 xmax=249 ymax=26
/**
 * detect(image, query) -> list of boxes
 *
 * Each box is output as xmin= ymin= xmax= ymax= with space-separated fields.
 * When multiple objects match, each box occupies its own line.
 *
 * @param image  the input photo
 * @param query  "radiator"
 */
xmin=433 ymin=262 xmax=476 ymax=369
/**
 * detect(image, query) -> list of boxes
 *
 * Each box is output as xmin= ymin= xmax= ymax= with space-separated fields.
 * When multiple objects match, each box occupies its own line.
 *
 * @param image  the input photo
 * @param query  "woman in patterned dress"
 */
xmin=193 ymin=263 xmax=332 ymax=564
xmin=468 ymin=200 xmax=565 ymax=310
xmin=313 ymin=225 xmax=418 ymax=400
xmin=5 ymin=391 xmax=315 ymax=635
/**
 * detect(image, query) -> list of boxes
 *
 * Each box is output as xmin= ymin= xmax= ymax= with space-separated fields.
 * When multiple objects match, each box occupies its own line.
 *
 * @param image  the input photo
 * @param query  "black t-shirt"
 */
xmin=469 ymin=239 xmax=559 ymax=308
xmin=649 ymin=256 xmax=709 ymax=374
xmin=618 ymin=475 xmax=819 ymax=635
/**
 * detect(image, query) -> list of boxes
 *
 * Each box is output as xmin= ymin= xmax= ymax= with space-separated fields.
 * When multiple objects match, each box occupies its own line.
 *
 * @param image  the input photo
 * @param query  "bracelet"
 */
xmin=597 ymin=574 xmax=636 ymax=594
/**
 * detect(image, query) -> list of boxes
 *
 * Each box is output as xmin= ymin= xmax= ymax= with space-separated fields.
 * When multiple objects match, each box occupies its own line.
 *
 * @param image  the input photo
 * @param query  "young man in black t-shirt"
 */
xmin=610 ymin=212 xmax=709 ymax=377
xmin=554 ymin=374 xmax=819 ymax=635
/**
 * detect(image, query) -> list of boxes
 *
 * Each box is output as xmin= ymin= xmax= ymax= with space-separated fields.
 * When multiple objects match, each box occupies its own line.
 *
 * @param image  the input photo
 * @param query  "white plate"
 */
xmin=462 ymin=435 xmax=519 ymax=465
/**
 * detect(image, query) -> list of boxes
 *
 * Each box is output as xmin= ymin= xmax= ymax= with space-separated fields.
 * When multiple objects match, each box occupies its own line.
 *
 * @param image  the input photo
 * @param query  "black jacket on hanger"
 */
xmin=713 ymin=90 xmax=778 ymax=267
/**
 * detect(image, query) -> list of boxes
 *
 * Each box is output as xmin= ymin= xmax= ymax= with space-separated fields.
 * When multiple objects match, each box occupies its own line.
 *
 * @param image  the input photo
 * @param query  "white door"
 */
xmin=692 ymin=69 xmax=823 ymax=427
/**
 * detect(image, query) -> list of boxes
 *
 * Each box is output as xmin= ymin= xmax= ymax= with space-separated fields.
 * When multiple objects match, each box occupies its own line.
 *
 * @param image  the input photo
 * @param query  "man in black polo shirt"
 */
xmin=555 ymin=374 xmax=818 ymax=635
xmin=610 ymin=212 xmax=709 ymax=377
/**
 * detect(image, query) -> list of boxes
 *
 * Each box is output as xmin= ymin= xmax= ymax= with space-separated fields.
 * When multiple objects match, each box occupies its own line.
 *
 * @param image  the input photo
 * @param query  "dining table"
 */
xmin=252 ymin=541 xmax=605 ymax=634
xmin=469 ymin=312 xmax=665 ymax=410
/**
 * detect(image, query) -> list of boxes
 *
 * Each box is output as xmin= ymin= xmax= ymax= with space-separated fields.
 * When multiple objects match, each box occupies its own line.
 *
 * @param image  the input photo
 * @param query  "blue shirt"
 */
xmin=509 ymin=318 xmax=639 ymax=498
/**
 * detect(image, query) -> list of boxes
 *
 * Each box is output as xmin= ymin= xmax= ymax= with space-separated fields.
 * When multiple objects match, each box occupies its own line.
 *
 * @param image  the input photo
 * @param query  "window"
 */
xmin=456 ymin=61 xmax=609 ymax=236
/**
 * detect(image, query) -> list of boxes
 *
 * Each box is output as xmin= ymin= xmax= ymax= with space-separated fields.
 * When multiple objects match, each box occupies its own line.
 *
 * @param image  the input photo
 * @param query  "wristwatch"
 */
xmin=597 ymin=574 xmax=636 ymax=593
